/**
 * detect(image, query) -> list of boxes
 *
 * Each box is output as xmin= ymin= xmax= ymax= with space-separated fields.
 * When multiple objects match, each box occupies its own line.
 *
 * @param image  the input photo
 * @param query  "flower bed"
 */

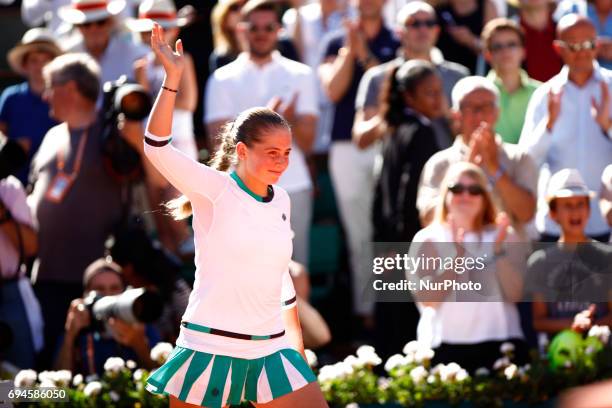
xmin=9 ymin=326 xmax=612 ymax=407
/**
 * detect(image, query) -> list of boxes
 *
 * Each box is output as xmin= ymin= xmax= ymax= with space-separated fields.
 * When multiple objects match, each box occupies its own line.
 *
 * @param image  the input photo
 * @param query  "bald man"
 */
xmin=519 ymin=14 xmax=612 ymax=242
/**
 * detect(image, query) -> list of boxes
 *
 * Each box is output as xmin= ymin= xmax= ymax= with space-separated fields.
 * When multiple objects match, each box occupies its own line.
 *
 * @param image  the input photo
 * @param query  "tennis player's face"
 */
xmin=248 ymin=127 xmax=292 ymax=185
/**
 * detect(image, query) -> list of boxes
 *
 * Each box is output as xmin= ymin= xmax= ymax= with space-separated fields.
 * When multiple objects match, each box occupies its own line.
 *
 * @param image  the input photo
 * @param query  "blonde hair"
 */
xmin=434 ymin=162 xmax=498 ymax=231
xmin=211 ymin=0 xmax=243 ymax=55
xmin=166 ymin=107 xmax=290 ymax=220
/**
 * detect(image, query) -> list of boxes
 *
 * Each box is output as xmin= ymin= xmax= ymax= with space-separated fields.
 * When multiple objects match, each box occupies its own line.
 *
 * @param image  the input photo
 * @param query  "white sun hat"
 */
xmin=125 ymin=0 xmax=188 ymax=32
xmin=546 ymin=168 xmax=596 ymax=203
xmin=58 ymin=0 xmax=127 ymax=25
xmin=7 ymin=28 xmax=63 ymax=76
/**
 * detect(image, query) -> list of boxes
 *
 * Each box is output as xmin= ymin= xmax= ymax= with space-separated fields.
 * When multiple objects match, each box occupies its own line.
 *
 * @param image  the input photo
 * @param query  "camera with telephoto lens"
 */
xmin=82 ymin=287 xmax=163 ymax=333
xmin=101 ymin=75 xmax=152 ymax=184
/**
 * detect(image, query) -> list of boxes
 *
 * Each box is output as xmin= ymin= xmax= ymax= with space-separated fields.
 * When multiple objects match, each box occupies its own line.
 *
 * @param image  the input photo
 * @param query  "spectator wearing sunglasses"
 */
xmin=410 ymin=162 xmax=528 ymax=372
xmin=417 ymin=76 xmax=537 ymax=235
xmin=59 ymin=0 xmax=148 ymax=88
xmin=353 ymin=1 xmax=468 ymax=152
xmin=519 ymin=14 xmax=612 ymax=242
xmin=482 ymin=18 xmax=540 ymax=144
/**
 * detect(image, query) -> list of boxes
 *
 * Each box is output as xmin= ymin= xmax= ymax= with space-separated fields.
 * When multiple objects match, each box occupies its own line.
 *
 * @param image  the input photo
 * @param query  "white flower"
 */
xmin=430 ymin=363 xmax=445 ymax=376
xmin=563 ymin=360 xmax=572 ymax=368
xmin=133 ymin=369 xmax=145 ymax=382
xmin=104 ymin=357 xmax=126 ymax=374
xmin=54 ymin=370 xmax=72 ymax=387
xmin=475 ymin=367 xmax=490 ymax=377
xmin=377 ymin=377 xmax=391 ymax=390
xmin=85 ymin=374 xmax=99 ymax=383
xmin=109 ymin=391 xmax=120 ymax=402
xmin=440 ymin=362 xmax=461 ymax=382
xmin=588 ymin=325 xmax=611 ymax=345
xmin=150 ymin=342 xmax=174 ymax=364
xmin=335 ymin=361 xmax=355 ymax=377
xmin=493 ymin=357 xmax=511 ymax=371
xmin=504 ymin=364 xmax=518 ymax=380
xmin=14 ymin=370 xmax=37 ymax=388
xmin=39 ymin=379 xmax=56 ymax=389
xmin=356 ymin=345 xmax=382 ymax=366
xmin=456 ymin=369 xmax=469 ymax=382
xmin=38 ymin=371 xmax=55 ymax=384
xmin=305 ymin=349 xmax=318 ymax=367
xmin=83 ymin=381 xmax=102 ymax=397
xmin=409 ymin=366 xmax=428 ymax=384
xmin=403 ymin=340 xmax=420 ymax=356
xmin=345 ymin=404 xmax=360 ymax=408
xmin=384 ymin=354 xmax=407 ymax=372
xmin=344 ymin=355 xmax=363 ymax=369
xmin=414 ymin=347 xmax=435 ymax=364
xmin=317 ymin=365 xmax=337 ymax=382
xmin=72 ymin=374 xmax=83 ymax=387
xmin=126 ymin=360 xmax=137 ymax=370
xmin=427 ymin=374 xmax=437 ymax=384
xmin=500 ymin=342 xmax=515 ymax=355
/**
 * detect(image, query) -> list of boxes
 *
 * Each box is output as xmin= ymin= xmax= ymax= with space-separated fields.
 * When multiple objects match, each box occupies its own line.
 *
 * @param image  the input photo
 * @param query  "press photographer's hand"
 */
xmin=65 ymin=299 xmax=91 ymax=339
xmin=107 ymin=317 xmax=147 ymax=348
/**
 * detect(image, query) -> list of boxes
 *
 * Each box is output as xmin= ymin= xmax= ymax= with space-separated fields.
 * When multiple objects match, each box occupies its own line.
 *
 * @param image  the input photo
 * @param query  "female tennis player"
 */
xmin=143 ymin=23 xmax=328 ymax=408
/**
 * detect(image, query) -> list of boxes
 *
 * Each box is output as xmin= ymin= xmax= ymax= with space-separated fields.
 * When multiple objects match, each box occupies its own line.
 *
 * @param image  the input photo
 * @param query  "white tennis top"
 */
xmin=144 ymin=131 xmax=296 ymax=359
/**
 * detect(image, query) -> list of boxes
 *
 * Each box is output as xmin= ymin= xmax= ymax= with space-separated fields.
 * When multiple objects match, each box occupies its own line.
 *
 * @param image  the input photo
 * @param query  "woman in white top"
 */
xmin=410 ymin=162 xmax=528 ymax=372
xmin=142 ymin=24 xmax=327 ymax=408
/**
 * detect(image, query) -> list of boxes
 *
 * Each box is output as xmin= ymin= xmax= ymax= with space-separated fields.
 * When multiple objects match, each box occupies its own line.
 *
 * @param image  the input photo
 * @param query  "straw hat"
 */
xmin=7 ymin=28 xmax=63 ymax=76
xmin=126 ymin=0 xmax=188 ymax=32
xmin=546 ymin=168 xmax=596 ymax=203
xmin=58 ymin=0 xmax=126 ymax=25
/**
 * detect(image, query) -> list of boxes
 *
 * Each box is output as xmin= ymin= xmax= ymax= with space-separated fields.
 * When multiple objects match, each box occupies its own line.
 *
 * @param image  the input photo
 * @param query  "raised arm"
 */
xmin=145 ymin=24 xmax=226 ymax=202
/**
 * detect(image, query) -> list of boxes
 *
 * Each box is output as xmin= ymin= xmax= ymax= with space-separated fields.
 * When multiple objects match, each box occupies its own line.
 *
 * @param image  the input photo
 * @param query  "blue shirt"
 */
xmin=323 ymin=26 xmax=399 ymax=142
xmin=56 ymin=324 xmax=160 ymax=376
xmin=0 ymin=82 xmax=57 ymax=185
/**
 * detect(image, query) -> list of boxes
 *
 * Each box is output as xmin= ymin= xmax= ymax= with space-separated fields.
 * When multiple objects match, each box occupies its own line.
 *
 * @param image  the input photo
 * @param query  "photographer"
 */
xmin=0 ymin=173 xmax=42 ymax=369
xmin=28 ymin=52 xmax=161 ymax=368
xmin=54 ymin=258 xmax=158 ymax=375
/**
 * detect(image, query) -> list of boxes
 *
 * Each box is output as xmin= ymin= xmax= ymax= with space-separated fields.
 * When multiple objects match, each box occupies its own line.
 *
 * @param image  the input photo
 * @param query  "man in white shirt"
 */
xmin=205 ymin=0 xmax=318 ymax=266
xmin=59 ymin=0 xmax=148 ymax=86
xmin=519 ymin=14 xmax=612 ymax=242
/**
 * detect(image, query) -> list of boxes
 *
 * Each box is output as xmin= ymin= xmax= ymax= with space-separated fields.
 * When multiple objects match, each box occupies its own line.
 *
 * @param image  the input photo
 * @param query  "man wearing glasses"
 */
xmin=519 ymin=13 xmax=612 ymax=242
xmin=417 ymin=76 xmax=537 ymax=231
xmin=482 ymin=18 xmax=540 ymax=145
xmin=205 ymin=0 xmax=318 ymax=269
xmin=59 ymin=0 xmax=148 ymax=87
xmin=353 ymin=1 xmax=468 ymax=151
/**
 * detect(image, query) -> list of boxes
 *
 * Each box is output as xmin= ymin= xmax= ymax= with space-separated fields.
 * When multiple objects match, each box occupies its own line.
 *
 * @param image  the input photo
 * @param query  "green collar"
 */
xmin=230 ymin=171 xmax=274 ymax=203
xmin=486 ymin=69 xmax=532 ymax=91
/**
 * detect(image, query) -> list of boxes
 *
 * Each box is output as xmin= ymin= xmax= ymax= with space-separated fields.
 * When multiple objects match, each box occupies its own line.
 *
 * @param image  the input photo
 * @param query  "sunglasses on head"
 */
xmin=406 ymin=19 xmax=437 ymax=29
xmin=78 ymin=17 xmax=110 ymax=28
xmin=247 ymin=22 xmax=277 ymax=34
xmin=556 ymin=39 xmax=596 ymax=52
xmin=489 ymin=41 xmax=521 ymax=53
xmin=448 ymin=183 xmax=485 ymax=196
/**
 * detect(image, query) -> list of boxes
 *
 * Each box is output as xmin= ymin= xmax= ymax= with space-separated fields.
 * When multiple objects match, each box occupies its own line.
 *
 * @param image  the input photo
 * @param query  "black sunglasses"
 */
xmin=78 ymin=17 xmax=110 ymax=28
xmin=406 ymin=19 xmax=438 ymax=29
xmin=448 ymin=183 xmax=485 ymax=196
xmin=489 ymin=41 xmax=521 ymax=53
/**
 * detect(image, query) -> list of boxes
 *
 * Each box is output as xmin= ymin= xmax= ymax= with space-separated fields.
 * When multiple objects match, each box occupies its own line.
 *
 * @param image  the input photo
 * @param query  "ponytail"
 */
xmin=165 ymin=107 xmax=288 ymax=220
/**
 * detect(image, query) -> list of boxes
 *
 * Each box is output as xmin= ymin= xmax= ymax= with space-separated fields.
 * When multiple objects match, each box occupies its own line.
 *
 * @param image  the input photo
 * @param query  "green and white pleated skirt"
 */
xmin=146 ymin=345 xmax=317 ymax=407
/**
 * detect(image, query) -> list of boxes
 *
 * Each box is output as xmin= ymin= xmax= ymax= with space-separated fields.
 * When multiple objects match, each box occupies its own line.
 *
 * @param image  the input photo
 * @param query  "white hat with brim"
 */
xmin=125 ymin=0 xmax=188 ymax=32
xmin=7 ymin=28 xmax=63 ymax=76
xmin=58 ymin=0 xmax=126 ymax=25
xmin=546 ymin=168 xmax=596 ymax=203
xmin=125 ymin=15 xmax=188 ymax=32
